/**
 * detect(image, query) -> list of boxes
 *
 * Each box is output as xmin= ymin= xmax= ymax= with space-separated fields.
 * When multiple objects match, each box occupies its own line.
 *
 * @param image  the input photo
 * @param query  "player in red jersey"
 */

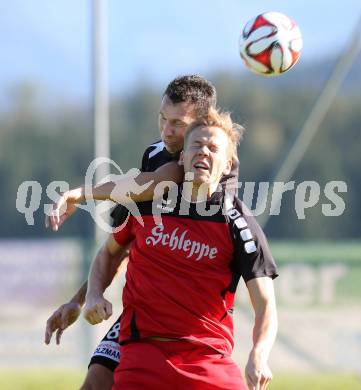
xmin=84 ymin=109 xmax=278 ymax=390
xmin=45 ymin=75 xmax=220 ymax=389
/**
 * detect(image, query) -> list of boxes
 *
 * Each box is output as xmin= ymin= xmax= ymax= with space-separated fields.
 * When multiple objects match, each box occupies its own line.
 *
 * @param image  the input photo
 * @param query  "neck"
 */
xmin=189 ymin=182 xmax=218 ymax=202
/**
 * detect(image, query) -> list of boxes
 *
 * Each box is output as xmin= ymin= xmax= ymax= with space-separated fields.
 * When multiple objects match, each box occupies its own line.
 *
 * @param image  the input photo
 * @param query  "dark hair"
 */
xmin=163 ymin=75 xmax=217 ymax=116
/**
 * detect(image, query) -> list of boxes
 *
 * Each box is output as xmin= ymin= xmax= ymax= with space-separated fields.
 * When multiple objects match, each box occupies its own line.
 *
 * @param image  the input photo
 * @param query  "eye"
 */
xmin=210 ymin=145 xmax=219 ymax=153
xmin=174 ymin=121 xmax=186 ymax=127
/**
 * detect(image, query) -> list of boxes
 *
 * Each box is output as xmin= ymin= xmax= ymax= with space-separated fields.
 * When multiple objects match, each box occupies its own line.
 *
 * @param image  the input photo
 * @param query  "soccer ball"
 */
xmin=239 ymin=11 xmax=303 ymax=76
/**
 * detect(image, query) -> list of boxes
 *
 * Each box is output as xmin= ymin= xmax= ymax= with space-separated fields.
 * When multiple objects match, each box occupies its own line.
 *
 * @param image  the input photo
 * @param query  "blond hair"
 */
xmin=184 ymin=107 xmax=245 ymax=158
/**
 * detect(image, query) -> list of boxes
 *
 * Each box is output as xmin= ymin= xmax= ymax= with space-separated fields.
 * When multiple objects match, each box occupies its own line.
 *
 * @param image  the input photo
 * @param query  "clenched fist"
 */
xmin=84 ymin=295 xmax=113 ymax=325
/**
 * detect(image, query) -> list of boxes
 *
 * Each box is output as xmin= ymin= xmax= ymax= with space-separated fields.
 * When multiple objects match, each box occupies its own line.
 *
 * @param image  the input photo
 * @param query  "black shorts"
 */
xmin=88 ymin=317 xmax=121 ymax=371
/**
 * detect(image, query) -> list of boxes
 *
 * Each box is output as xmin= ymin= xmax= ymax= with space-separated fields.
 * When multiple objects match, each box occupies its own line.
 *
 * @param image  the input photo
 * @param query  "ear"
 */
xmin=178 ymin=151 xmax=184 ymax=166
xmin=222 ymin=158 xmax=232 ymax=175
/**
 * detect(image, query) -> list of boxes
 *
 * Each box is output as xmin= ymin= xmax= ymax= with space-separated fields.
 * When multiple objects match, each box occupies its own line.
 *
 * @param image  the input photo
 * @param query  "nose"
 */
xmin=197 ymin=144 xmax=210 ymax=156
xmin=163 ymin=121 xmax=174 ymax=137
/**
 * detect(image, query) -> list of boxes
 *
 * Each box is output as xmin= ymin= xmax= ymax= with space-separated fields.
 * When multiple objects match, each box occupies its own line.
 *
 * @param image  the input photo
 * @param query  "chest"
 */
xmin=131 ymin=215 xmax=234 ymax=271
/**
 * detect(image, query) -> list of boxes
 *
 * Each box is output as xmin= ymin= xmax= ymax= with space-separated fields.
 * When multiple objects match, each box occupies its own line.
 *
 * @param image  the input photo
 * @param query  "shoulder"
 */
xmin=141 ymin=140 xmax=166 ymax=172
xmin=142 ymin=140 xmax=178 ymax=172
xmin=228 ymin=197 xmax=265 ymax=252
xmin=226 ymin=197 xmax=278 ymax=282
xmin=143 ymin=140 xmax=165 ymax=160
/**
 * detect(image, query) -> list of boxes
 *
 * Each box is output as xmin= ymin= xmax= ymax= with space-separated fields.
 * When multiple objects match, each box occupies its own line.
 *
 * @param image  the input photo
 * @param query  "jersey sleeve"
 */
xmin=113 ymin=215 xmax=135 ymax=246
xmin=230 ymin=199 xmax=278 ymax=283
xmin=111 ymin=205 xmax=130 ymax=228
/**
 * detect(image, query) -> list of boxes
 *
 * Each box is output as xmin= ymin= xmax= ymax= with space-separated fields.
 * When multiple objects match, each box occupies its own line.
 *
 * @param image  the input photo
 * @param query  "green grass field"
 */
xmin=269 ymin=373 xmax=361 ymax=390
xmin=1 ymin=370 xmax=360 ymax=390
xmin=0 ymin=370 xmax=85 ymax=390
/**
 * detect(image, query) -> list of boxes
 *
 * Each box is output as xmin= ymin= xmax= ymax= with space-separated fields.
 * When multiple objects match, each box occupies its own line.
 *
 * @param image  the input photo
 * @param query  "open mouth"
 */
xmin=193 ymin=161 xmax=210 ymax=171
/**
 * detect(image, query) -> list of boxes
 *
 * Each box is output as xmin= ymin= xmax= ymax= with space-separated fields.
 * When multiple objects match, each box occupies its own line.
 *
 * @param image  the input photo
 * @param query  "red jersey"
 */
xmin=113 ymin=189 xmax=277 ymax=356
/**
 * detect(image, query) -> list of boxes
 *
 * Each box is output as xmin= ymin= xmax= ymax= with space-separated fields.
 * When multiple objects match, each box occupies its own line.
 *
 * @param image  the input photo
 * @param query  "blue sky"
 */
xmin=1 ymin=0 xmax=361 ymax=102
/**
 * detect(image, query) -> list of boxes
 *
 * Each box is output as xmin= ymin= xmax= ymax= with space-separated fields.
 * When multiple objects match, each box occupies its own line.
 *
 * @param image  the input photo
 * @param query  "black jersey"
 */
xmin=111 ymin=141 xmax=179 ymax=227
xmin=141 ymin=140 xmax=180 ymax=172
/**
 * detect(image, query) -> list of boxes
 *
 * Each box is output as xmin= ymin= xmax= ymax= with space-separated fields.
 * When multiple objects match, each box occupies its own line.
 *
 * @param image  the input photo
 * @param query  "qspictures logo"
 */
xmin=15 ymin=158 xmax=347 ymax=232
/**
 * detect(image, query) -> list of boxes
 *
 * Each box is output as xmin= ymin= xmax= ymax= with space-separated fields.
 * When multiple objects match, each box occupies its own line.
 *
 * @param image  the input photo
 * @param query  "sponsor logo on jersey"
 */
xmin=145 ymin=224 xmax=218 ymax=261
xmin=93 ymin=340 xmax=120 ymax=363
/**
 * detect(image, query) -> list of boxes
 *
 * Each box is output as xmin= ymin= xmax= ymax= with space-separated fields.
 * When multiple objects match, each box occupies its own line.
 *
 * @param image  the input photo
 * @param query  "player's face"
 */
xmin=182 ymin=126 xmax=232 ymax=188
xmin=158 ymin=96 xmax=197 ymax=154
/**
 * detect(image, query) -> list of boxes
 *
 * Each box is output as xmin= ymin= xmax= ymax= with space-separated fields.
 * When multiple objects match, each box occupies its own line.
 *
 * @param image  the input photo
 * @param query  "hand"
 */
xmin=84 ymin=294 xmax=112 ymax=325
xmin=44 ymin=302 xmax=82 ymax=345
xmin=45 ymin=191 xmax=78 ymax=231
xmin=245 ymin=350 xmax=273 ymax=390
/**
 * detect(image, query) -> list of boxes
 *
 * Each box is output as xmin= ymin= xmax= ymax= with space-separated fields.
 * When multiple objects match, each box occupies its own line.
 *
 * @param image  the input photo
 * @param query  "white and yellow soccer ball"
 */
xmin=239 ymin=11 xmax=303 ymax=76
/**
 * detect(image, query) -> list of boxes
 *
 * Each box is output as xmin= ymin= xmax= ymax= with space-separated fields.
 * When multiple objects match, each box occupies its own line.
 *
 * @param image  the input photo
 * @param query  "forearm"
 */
xmin=111 ymin=164 xmax=183 ymax=203
xmin=62 ymin=178 xmax=145 ymax=204
xmin=245 ymin=277 xmax=277 ymax=387
xmin=86 ymin=246 xmax=117 ymax=297
xmin=251 ymin=301 xmax=278 ymax=360
xmin=62 ymin=183 xmax=116 ymax=204
xmin=64 ymin=162 xmax=184 ymax=204
xmin=68 ymin=280 xmax=88 ymax=307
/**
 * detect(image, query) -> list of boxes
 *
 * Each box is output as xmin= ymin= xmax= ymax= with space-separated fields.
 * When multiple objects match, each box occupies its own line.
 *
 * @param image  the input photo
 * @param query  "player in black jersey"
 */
xmin=45 ymin=75 xmax=220 ymax=390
